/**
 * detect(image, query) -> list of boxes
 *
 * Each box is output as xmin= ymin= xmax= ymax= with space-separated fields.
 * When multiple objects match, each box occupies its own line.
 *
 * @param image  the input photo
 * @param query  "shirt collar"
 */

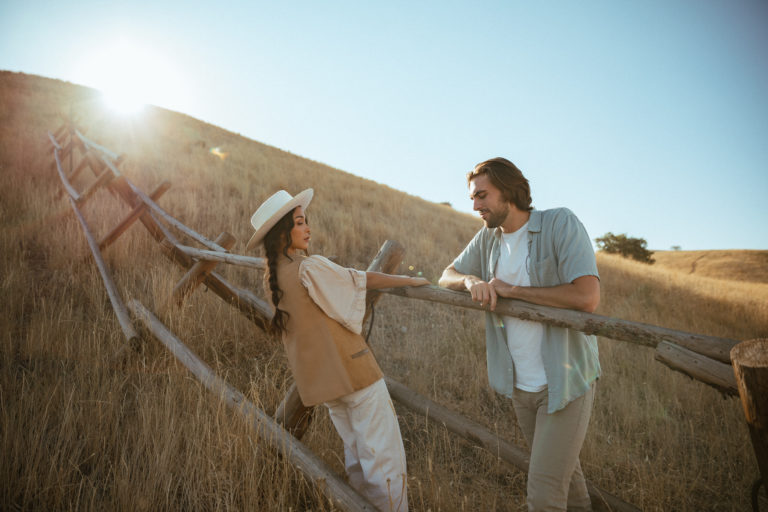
xmin=528 ymin=209 xmax=542 ymax=233
xmin=492 ymin=209 xmax=541 ymax=238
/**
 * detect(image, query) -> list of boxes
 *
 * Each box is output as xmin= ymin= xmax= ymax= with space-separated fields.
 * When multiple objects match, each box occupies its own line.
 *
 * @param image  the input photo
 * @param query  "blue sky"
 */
xmin=2 ymin=1 xmax=766 ymax=250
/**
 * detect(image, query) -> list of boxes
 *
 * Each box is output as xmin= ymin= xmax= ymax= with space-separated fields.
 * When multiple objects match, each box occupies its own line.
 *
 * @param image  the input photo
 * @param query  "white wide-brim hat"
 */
xmin=245 ymin=189 xmax=314 ymax=250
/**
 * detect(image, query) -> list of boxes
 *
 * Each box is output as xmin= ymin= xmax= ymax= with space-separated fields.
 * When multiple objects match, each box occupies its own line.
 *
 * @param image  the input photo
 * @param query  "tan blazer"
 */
xmin=277 ymin=254 xmax=383 ymax=406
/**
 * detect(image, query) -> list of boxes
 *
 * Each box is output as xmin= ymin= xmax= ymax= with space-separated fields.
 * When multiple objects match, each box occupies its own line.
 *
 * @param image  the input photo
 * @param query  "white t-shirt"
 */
xmin=495 ymin=222 xmax=547 ymax=392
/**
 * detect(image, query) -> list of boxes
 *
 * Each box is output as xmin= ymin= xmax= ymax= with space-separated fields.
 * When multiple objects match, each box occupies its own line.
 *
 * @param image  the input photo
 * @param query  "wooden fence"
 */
xmin=47 ymin=121 xmax=765 ymax=511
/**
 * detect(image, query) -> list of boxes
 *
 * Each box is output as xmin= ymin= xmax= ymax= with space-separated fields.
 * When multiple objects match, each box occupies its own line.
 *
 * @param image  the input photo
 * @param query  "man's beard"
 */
xmin=482 ymin=203 xmax=510 ymax=228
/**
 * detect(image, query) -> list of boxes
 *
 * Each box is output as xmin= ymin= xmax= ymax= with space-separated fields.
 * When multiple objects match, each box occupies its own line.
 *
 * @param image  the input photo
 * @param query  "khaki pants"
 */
xmin=325 ymin=378 xmax=408 ymax=512
xmin=511 ymin=384 xmax=595 ymax=511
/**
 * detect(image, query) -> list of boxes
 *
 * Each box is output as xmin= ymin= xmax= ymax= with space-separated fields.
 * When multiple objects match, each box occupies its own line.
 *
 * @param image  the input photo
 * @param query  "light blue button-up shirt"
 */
xmin=453 ymin=207 xmax=601 ymax=413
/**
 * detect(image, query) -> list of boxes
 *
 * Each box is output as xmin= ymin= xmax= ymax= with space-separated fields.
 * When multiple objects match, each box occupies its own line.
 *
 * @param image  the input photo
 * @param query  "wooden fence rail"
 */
xmin=384 ymin=377 xmax=639 ymax=512
xmin=128 ymin=299 xmax=377 ymax=512
xmin=381 ymin=285 xmax=738 ymax=363
xmin=48 ymin=121 xmax=761 ymax=510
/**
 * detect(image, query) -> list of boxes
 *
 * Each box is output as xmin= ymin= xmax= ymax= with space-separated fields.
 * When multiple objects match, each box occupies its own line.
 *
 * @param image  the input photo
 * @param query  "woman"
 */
xmin=246 ymin=189 xmax=428 ymax=512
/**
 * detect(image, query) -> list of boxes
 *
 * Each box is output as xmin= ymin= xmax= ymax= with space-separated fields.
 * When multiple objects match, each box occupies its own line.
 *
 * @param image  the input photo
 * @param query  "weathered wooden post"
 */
xmin=128 ymin=300 xmax=377 ymax=512
xmin=274 ymin=240 xmax=406 ymax=439
xmin=99 ymin=180 xmax=171 ymax=250
xmin=731 ymin=338 xmax=768 ymax=505
xmin=172 ymin=232 xmax=237 ymax=306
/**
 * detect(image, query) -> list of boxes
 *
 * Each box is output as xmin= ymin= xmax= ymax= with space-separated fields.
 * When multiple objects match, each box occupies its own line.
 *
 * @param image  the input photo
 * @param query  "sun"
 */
xmin=75 ymin=38 xmax=189 ymax=116
xmin=102 ymin=84 xmax=146 ymax=115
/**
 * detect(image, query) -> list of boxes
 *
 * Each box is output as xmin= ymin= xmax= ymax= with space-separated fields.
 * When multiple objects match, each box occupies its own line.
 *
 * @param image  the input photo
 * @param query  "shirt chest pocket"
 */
xmin=530 ymin=254 xmax=559 ymax=286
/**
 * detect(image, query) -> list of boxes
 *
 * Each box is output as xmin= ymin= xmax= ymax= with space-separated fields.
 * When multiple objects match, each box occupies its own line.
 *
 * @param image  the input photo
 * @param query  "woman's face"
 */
xmin=288 ymin=206 xmax=310 ymax=253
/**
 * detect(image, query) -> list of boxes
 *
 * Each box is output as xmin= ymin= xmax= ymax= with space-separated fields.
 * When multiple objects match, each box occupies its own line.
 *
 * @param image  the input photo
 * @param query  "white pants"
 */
xmin=324 ymin=378 xmax=409 ymax=512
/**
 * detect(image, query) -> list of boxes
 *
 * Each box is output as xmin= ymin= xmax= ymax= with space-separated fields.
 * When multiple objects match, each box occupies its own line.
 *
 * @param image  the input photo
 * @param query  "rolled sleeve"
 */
xmin=552 ymin=208 xmax=599 ymax=284
xmin=300 ymin=255 xmax=367 ymax=334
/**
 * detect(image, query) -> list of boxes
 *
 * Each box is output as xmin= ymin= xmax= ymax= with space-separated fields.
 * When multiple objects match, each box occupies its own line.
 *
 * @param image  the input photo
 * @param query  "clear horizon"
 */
xmin=2 ymin=1 xmax=766 ymax=250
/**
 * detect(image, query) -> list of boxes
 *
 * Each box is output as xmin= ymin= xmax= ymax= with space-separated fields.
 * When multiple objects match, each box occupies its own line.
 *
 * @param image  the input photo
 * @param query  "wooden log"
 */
xmin=731 ymin=339 xmax=768 ymax=487
xmin=141 ymin=210 xmax=271 ymax=329
xmin=78 ymin=152 xmax=125 ymax=203
xmin=384 ymin=377 xmax=639 ymax=512
xmin=69 ymin=197 xmax=138 ymax=344
xmin=83 ymin=152 xmax=106 ymax=177
xmin=127 ymin=300 xmax=377 ymax=512
xmin=175 ymin=245 xmax=266 ymax=269
xmin=274 ymin=382 xmax=313 ymax=437
xmin=52 ymin=147 xmax=81 ymax=201
xmin=363 ymin=240 xmax=406 ymax=326
xmin=655 ymin=341 xmax=738 ymax=396
xmin=74 ymin=128 xmax=121 ymax=161
xmin=76 ymin=165 xmax=115 ymax=205
xmin=68 ymin=152 xmax=91 ymax=181
xmin=52 ymin=123 xmax=67 ymax=143
xmin=146 ymin=211 xmax=192 ymax=266
xmin=382 ymin=285 xmax=738 ymax=364
xmin=47 ymin=131 xmax=63 ymax=151
xmin=274 ymin=240 xmax=406 ymax=440
xmin=134 ymin=211 xmax=271 ymax=329
xmin=202 ymin=270 xmax=272 ymax=330
xmin=172 ymin=232 xmax=237 ymax=306
xmin=99 ymin=181 xmax=171 ymax=250
xmin=59 ymin=139 xmax=73 ymax=162
xmin=56 ymin=130 xmax=271 ymax=329
xmin=126 ymin=179 xmax=229 ymax=252
xmin=108 ymin=172 xmax=142 ymax=208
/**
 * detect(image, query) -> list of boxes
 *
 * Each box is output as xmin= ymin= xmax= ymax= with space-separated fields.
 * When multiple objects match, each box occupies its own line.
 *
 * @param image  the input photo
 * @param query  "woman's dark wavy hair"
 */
xmin=263 ymin=208 xmax=298 ymax=338
xmin=467 ymin=157 xmax=533 ymax=212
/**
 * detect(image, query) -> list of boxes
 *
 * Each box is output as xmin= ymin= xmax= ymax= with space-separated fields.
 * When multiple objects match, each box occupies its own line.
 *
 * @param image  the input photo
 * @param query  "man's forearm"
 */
xmin=438 ymin=265 xmax=471 ymax=291
xmin=490 ymin=275 xmax=600 ymax=313
xmin=440 ymin=264 xmax=499 ymax=309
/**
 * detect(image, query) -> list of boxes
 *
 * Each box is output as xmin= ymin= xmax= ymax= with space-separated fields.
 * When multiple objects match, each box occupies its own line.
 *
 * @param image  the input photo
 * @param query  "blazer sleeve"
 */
xmin=299 ymin=255 xmax=368 ymax=335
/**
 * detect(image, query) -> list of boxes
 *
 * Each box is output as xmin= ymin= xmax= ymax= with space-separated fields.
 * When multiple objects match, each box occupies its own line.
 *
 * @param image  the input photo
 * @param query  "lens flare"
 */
xmin=210 ymin=147 xmax=228 ymax=160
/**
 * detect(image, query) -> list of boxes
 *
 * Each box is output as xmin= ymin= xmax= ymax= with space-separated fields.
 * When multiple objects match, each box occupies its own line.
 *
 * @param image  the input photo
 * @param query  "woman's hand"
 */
xmin=407 ymin=276 xmax=430 ymax=287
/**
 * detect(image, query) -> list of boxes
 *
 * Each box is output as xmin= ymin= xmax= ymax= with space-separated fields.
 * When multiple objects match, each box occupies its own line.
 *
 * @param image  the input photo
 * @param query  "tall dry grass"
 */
xmin=1 ymin=70 xmax=765 ymax=510
xmin=652 ymin=249 xmax=768 ymax=284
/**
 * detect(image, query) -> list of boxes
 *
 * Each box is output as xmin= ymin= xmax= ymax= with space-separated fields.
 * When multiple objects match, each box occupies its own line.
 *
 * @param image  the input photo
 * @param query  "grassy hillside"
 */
xmin=1 ymin=70 xmax=766 ymax=511
xmin=653 ymin=249 xmax=768 ymax=284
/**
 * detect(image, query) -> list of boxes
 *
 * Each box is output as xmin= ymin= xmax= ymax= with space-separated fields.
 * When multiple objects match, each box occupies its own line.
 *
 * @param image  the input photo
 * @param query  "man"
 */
xmin=439 ymin=157 xmax=600 ymax=511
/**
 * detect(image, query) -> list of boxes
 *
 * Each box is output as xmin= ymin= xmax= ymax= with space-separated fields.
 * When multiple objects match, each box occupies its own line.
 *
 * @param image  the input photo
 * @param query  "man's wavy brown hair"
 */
xmin=467 ymin=157 xmax=533 ymax=212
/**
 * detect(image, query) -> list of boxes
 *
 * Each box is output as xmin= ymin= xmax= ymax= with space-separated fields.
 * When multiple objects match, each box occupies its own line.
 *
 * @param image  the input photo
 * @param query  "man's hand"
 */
xmin=489 ymin=277 xmax=515 ymax=299
xmin=465 ymin=276 xmax=497 ymax=311
xmin=439 ymin=263 xmax=497 ymax=310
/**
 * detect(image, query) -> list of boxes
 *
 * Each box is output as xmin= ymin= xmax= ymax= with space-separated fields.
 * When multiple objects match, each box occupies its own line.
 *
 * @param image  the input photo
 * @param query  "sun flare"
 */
xmin=75 ymin=38 xmax=189 ymax=116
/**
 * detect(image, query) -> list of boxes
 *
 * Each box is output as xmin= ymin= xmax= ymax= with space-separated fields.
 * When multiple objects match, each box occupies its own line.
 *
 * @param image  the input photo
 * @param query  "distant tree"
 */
xmin=671 ymin=245 xmax=682 ymax=251
xmin=594 ymin=232 xmax=655 ymax=264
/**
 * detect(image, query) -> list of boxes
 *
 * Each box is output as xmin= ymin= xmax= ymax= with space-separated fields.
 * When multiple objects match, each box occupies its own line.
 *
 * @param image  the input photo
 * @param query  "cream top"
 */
xmin=299 ymin=255 xmax=367 ymax=335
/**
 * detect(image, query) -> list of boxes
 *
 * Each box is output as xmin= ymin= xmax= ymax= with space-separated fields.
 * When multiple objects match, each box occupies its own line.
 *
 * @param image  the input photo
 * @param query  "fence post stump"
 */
xmin=731 ymin=338 xmax=768 ymax=494
xmin=274 ymin=240 xmax=406 ymax=439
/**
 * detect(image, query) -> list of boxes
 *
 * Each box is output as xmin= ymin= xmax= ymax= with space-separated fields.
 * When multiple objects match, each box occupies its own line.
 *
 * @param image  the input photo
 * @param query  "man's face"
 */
xmin=469 ymin=174 xmax=510 ymax=229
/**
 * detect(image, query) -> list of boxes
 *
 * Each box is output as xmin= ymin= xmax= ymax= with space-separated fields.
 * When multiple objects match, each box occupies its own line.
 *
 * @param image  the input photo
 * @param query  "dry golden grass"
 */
xmin=653 ymin=249 xmax=768 ymax=284
xmin=1 ymin=70 xmax=765 ymax=510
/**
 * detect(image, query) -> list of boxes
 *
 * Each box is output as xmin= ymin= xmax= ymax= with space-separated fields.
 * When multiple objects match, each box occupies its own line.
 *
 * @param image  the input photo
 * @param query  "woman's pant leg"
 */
xmin=326 ymin=397 xmax=365 ymax=491
xmin=325 ymin=379 xmax=408 ymax=511
xmin=512 ymin=385 xmax=595 ymax=511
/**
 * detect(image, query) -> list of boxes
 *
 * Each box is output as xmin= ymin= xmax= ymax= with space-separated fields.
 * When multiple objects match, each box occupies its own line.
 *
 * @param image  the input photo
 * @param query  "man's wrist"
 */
xmin=463 ymin=275 xmax=479 ymax=291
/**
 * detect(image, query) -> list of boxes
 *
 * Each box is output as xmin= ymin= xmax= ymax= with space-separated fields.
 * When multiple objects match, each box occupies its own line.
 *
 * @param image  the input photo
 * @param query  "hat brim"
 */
xmin=245 ymin=189 xmax=313 ymax=251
